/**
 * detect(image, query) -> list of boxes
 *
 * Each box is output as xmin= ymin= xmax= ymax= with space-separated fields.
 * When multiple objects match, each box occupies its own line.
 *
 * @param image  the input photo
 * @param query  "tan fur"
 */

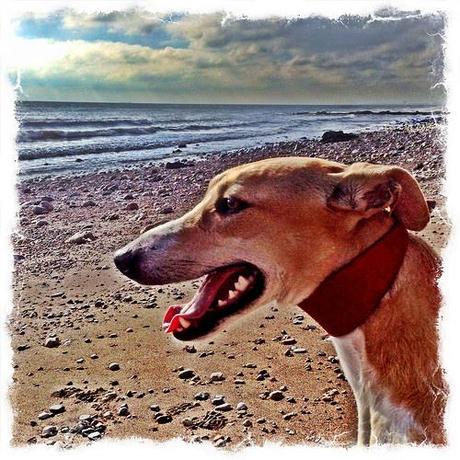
xmin=115 ymin=157 xmax=446 ymax=445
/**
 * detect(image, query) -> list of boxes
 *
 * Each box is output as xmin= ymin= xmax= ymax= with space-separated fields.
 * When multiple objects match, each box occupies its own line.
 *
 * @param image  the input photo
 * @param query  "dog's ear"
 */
xmin=327 ymin=162 xmax=429 ymax=231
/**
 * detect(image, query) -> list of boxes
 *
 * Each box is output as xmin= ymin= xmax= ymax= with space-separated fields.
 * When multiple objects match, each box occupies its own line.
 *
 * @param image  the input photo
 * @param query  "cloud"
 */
xmin=10 ymin=9 xmax=446 ymax=104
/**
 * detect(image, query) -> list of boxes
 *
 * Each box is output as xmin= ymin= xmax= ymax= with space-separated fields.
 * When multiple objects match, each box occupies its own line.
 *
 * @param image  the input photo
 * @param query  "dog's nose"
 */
xmin=114 ymin=248 xmax=141 ymax=278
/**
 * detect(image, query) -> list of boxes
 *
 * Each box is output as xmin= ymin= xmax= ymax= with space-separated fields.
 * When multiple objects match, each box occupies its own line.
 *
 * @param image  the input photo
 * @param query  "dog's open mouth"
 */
xmin=162 ymin=263 xmax=265 ymax=340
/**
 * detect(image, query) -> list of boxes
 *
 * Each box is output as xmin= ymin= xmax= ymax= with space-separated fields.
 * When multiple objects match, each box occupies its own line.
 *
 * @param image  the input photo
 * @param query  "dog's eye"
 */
xmin=215 ymin=196 xmax=248 ymax=215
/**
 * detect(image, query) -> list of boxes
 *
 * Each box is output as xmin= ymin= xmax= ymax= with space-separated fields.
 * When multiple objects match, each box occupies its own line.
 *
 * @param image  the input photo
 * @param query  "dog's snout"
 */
xmin=114 ymin=248 xmax=141 ymax=277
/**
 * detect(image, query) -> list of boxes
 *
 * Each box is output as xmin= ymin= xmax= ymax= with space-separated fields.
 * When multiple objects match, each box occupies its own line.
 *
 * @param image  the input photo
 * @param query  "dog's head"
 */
xmin=114 ymin=157 xmax=429 ymax=340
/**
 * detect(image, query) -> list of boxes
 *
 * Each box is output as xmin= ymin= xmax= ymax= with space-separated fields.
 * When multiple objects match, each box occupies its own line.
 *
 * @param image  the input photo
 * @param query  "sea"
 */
xmin=15 ymin=101 xmax=443 ymax=179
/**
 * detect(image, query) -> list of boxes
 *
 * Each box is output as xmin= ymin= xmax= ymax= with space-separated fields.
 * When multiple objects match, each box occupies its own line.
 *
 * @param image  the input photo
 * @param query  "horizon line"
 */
xmin=17 ymin=99 xmax=441 ymax=107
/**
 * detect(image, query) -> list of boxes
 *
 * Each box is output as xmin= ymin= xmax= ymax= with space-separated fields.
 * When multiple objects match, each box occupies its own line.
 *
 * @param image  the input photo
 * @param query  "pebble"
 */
xmin=178 ymin=368 xmax=196 ymax=379
xmin=215 ymin=403 xmax=233 ymax=412
xmin=32 ymin=205 xmax=48 ymax=215
xmin=108 ymin=362 xmax=120 ymax=371
xmin=38 ymin=411 xmax=53 ymax=420
xmin=44 ymin=336 xmax=60 ymax=348
xmin=281 ymin=337 xmax=297 ymax=345
xmin=41 ymin=425 xmax=58 ymax=438
xmin=194 ymin=392 xmax=209 ymax=401
xmin=211 ymin=395 xmax=226 ymax=406
xmin=209 ymin=372 xmax=225 ymax=382
xmin=66 ymin=231 xmax=96 ymax=244
xmin=236 ymin=402 xmax=248 ymax=411
xmin=155 ymin=414 xmax=172 ymax=424
xmin=269 ymin=390 xmax=285 ymax=401
xmin=126 ymin=202 xmax=139 ymax=211
xmin=118 ymin=404 xmax=129 ymax=416
xmin=293 ymin=347 xmax=307 ymax=354
xmin=49 ymin=404 xmax=65 ymax=414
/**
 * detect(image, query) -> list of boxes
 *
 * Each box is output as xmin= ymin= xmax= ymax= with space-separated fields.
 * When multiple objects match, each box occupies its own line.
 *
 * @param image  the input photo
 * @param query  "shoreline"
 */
xmin=17 ymin=117 xmax=444 ymax=182
xmin=10 ymin=120 xmax=449 ymax=448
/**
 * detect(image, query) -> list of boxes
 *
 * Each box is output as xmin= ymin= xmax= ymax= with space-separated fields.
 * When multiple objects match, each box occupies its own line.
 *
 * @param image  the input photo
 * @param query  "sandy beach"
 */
xmin=9 ymin=121 xmax=449 ymax=448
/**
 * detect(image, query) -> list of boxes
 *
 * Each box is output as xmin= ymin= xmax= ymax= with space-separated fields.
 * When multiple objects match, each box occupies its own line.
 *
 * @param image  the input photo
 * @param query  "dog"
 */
xmin=114 ymin=157 xmax=446 ymax=445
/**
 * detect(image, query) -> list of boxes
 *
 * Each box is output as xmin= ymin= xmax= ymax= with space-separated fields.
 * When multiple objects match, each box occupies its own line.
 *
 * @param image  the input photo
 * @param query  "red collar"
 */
xmin=298 ymin=221 xmax=409 ymax=337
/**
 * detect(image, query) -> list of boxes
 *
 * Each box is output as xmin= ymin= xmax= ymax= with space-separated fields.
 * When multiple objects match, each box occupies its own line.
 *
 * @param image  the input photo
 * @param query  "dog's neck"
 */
xmin=298 ymin=220 xmax=409 ymax=337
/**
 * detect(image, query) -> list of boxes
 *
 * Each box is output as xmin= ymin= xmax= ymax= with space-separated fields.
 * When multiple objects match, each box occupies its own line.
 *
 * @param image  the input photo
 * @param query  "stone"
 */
xmin=165 ymin=160 xmax=189 ymax=169
xmin=126 ymin=202 xmax=139 ymax=211
xmin=194 ymin=392 xmax=209 ymax=401
xmin=178 ymin=369 xmax=196 ymax=379
xmin=87 ymin=431 xmax=101 ymax=440
xmin=321 ymin=130 xmax=359 ymax=143
xmin=211 ymin=395 xmax=226 ymax=406
xmin=66 ymin=231 xmax=96 ymax=244
xmin=38 ymin=411 xmax=53 ymax=420
xmin=41 ymin=425 xmax=58 ymax=438
xmin=155 ymin=414 xmax=172 ymax=424
xmin=236 ymin=402 xmax=248 ymax=411
xmin=161 ymin=206 xmax=174 ymax=214
xmin=49 ymin=404 xmax=65 ymax=414
xmin=215 ymin=403 xmax=232 ymax=412
xmin=269 ymin=390 xmax=285 ymax=401
xmin=210 ymin=372 xmax=225 ymax=382
xmin=44 ymin=336 xmax=60 ymax=348
xmin=32 ymin=205 xmax=48 ymax=215
xmin=118 ymin=404 xmax=129 ymax=416
xmin=108 ymin=362 xmax=120 ymax=371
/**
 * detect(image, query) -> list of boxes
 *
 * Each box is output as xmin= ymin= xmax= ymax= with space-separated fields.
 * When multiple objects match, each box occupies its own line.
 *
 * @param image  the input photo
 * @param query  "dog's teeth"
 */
xmin=228 ymin=290 xmax=237 ymax=300
xmin=179 ymin=317 xmax=191 ymax=328
xmin=218 ymin=299 xmax=227 ymax=307
xmin=235 ymin=275 xmax=250 ymax=291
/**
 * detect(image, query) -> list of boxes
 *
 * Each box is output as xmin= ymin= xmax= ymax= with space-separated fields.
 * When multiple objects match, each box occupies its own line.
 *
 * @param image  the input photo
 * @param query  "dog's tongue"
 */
xmin=162 ymin=266 xmax=242 ymax=334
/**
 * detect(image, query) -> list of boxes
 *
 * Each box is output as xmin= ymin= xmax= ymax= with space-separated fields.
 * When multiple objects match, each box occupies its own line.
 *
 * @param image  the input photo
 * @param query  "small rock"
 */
xmin=87 ymin=431 xmax=101 ymax=440
xmin=32 ymin=205 xmax=48 ymax=215
xmin=49 ymin=404 xmax=65 ymax=414
xmin=178 ymin=369 xmax=196 ymax=379
xmin=211 ymin=395 xmax=226 ymax=406
xmin=126 ymin=202 xmax=139 ymax=211
xmin=155 ymin=414 xmax=172 ymax=424
xmin=118 ymin=404 xmax=129 ymax=416
xmin=66 ymin=231 xmax=96 ymax=245
xmin=41 ymin=426 xmax=58 ymax=438
xmin=44 ymin=336 xmax=60 ymax=348
xmin=210 ymin=372 xmax=225 ymax=382
xmin=108 ymin=362 xmax=120 ymax=371
xmin=215 ymin=403 xmax=233 ymax=412
xmin=269 ymin=390 xmax=285 ymax=401
xmin=236 ymin=402 xmax=248 ymax=411
xmin=321 ymin=130 xmax=359 ymax=143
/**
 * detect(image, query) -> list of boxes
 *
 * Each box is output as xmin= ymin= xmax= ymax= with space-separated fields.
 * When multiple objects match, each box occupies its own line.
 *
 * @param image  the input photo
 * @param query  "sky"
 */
xmin=8 ymin=8 xmax=446 ymax=105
